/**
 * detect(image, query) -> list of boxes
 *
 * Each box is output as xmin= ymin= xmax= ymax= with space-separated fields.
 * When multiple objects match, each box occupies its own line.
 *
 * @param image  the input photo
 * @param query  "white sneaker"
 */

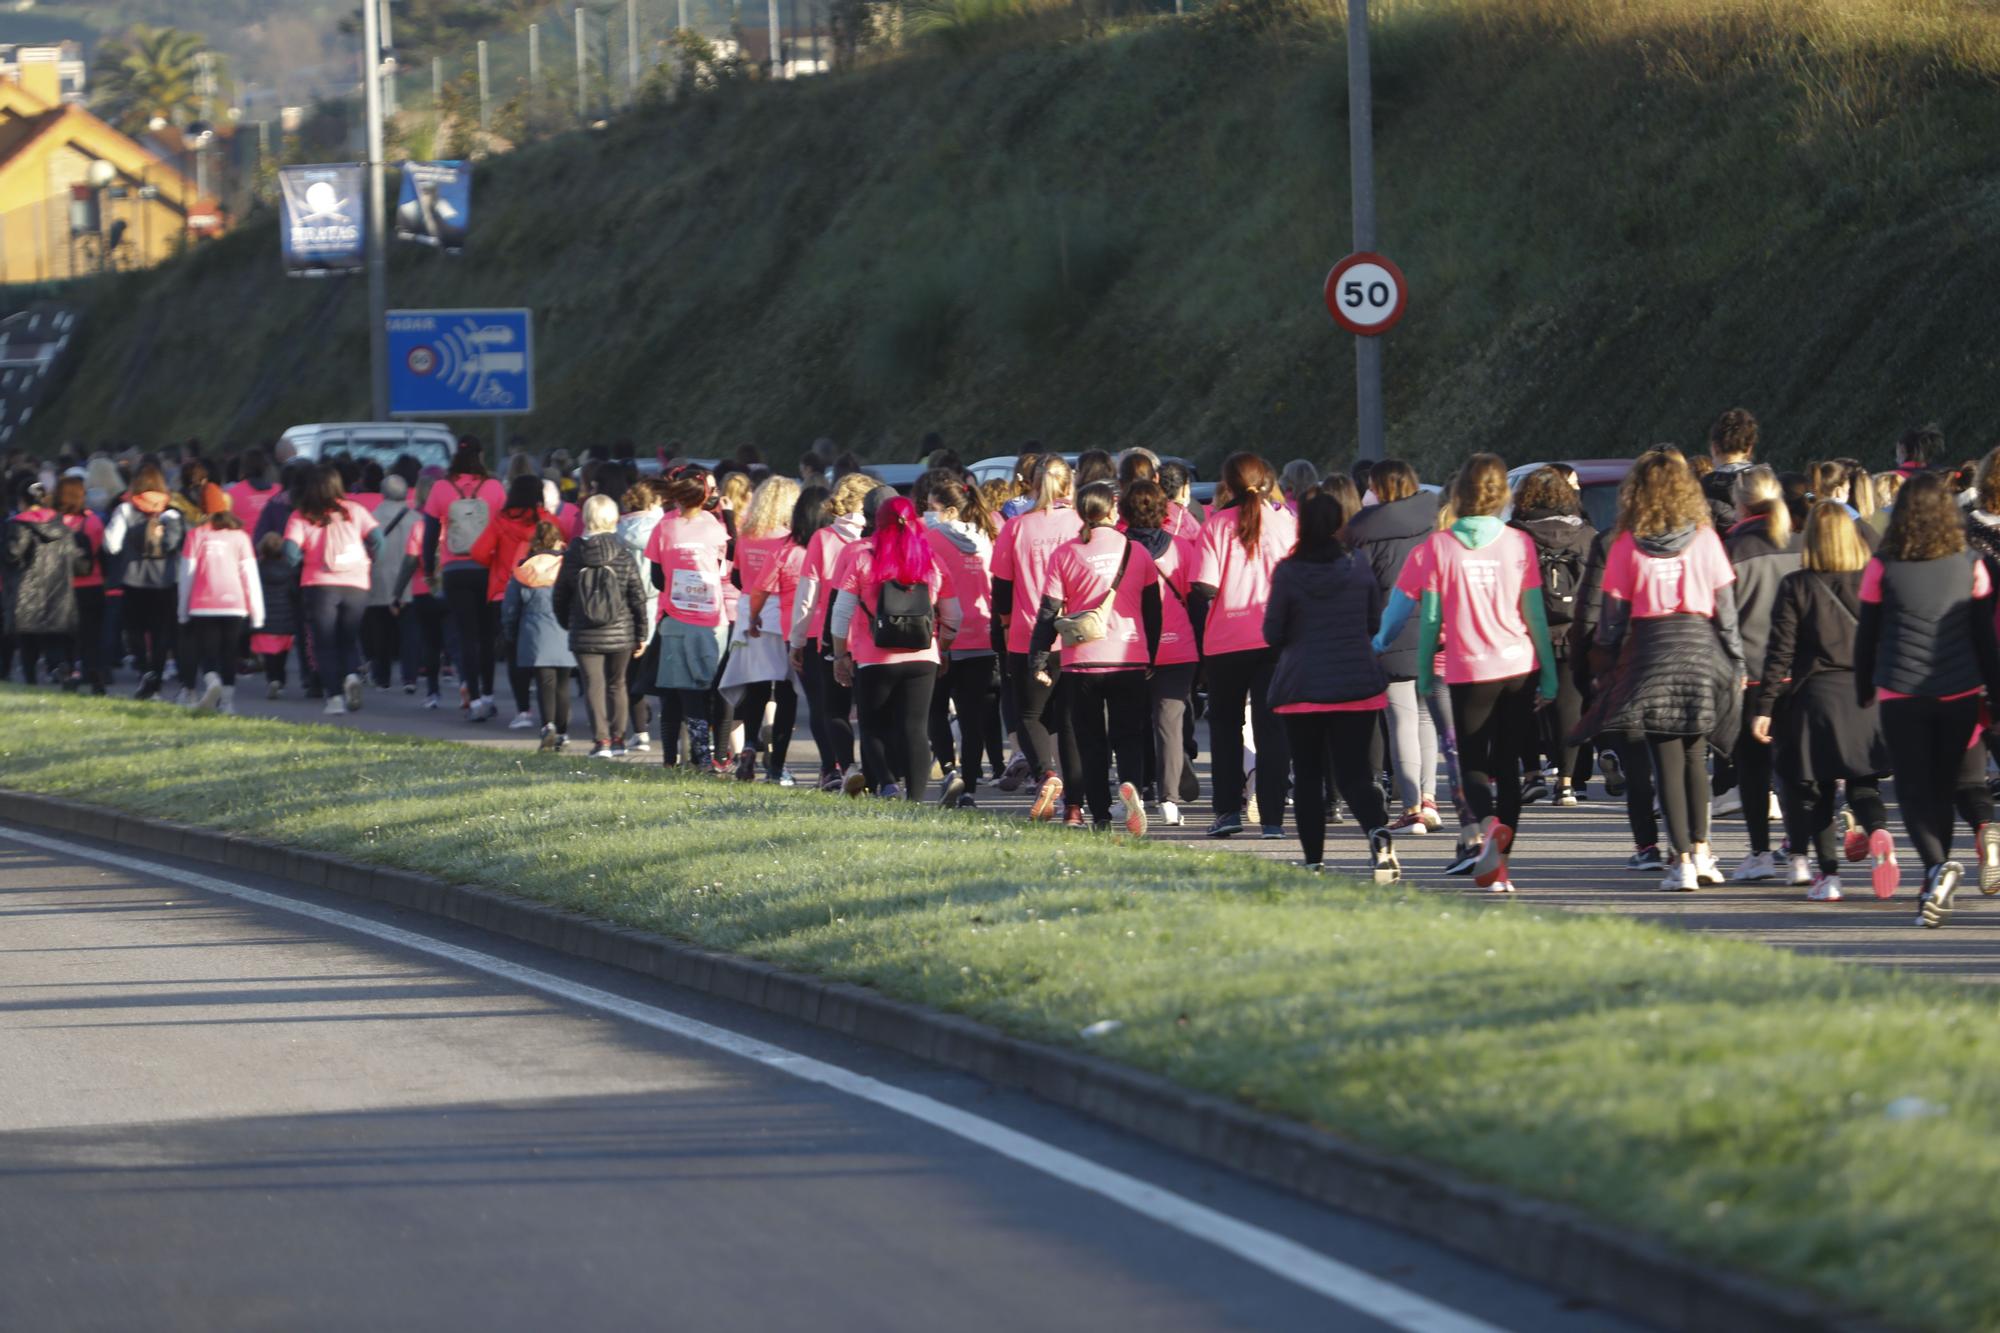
xmin=197 ymin=672 xmax=223 ymax=711
xmin=1158 ymin=800 xmax=1183 ymax=827
xmin=324 ymin=696 xmax=348 ymax=716
xmin=1661 ymin=860 xmax=1699 ymax=892
xmin=218 ymin=685 xmax=236 ymax=715
xmin=1692 ymin=851 xmax=1724 ymax=885
xmin=1768 ymin=792 xmax=1783 ymax=821
xmin=1731 ymin=851 xmax=1776 ymax=883
xmin=1789 ymin=855 xmax=1813 ymax=886
xmin=508 ymin=710 xmax=537 ymax=730
xmin=1807 ymin=873 xmax=1843 ymax=902
xmin=1712 ymin=788 xmax=1744 ymax=818
xmin=630 ymin=731 xmax=652 ymax=753
xmin=468 ymin=696 xmax=496 ymax=722
xmin=342 ymin=673 xmax=364 ymax=712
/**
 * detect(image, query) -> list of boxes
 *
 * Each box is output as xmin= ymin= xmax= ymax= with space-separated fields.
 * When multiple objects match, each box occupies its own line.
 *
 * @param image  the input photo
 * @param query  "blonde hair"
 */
xmin=1800 ymin=501 xmax=1869 ymax=573
xmin=828 ymin=472 xmax=876 ymax=518
xmin=1732 ymin=464 xmax=1793 ymax=548
xmin=1030 ymin=456 xmax=1074 ymax=513
xmin=740 ymin=475 xmax=800 ymax=539
xmin=582 ymin=494 xmax=619 ymax=535
xmin=1450 ymin=453 xmax=1509 ymax=519
xmin=1616 ymin=448 xmax=1711 ymax=537
xmin=720 ymin=471 xmax=752 ymax=513
xmin=1873 ymin=471 xmax=1905 ymax=508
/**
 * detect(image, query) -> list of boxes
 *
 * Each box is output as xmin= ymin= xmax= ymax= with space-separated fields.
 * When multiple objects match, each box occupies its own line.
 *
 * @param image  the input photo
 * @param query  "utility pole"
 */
xmin=768 ymin=0 xmax=783 ymax=78
xmin=432 ymin=56 xmax=443 ymax=147
xmin=477 ymin=40 xmax=490 ymax=152
xmin=363 ymin=0 xmax=389 ymax=421
xmin=576 ymin=8 xmax=589 ymax=122
xmin=529 ymin=23 xmax=541 ymax=91
xmin=1347 ymin=0 xmax=1383 ymax=461
xmin=628 ymin=0 xmax=640 ymax=99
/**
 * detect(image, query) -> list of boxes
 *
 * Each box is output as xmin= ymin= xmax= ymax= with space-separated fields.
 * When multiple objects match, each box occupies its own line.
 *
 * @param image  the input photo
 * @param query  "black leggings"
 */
xmin=1786 ymin=778 xmax=1887 ymax=875
xmin=1449 ymin=673 xmax=1535 ymax=835
xmin=933 ymin=655 xmax=1001 ymax=791
xmin=1067 ymin=668 xmax=1149 ymax=823
xmin=1616 ymin=737 xmax=1658 ymax=850
xmin=574 ymin=650 xmax=631 ymax=745
xmin=855 ymin=661 xmax=935 ymax=800
xmin=1206 ymin=648 xmax=1288 ymax=826
xmin=801 ymin=640 xmax=854 ymax=775
xmin=412 ymin=596 xmax=445 ymax=695
xmin=1882 ymin=694 xmax=1983 ymax=869
xmin=442 ymin=566 xmax=496 ymax=699
xmin=1285 ymin=711 xmax=1392 ymax=867
xmin=534 ymin=667 xmax=573 ymax=734
xmin=1647 ymin=733 xmax=1712 ymax=855
xmin=658 ymin=687 xmax=717 ymax=765
xmin=123 ymin=585 xmax=175 ymax=680
xmin=1538 ymin=661 xmax=1585 ymax=786
xmin=1733 ymin=688 xmax=1776 ymax=854
xmin=181 ymin=616 xmax=244 ymax=685
xmin=73 ymin=585 xmax=105 ymax=686
xmin=302 ymin=585 xmax=366 ymax=693
xmin=1010 ymin=651 xmax=1078 ymax=788
xmin=736 ymin=677 xmax=799 ymax=773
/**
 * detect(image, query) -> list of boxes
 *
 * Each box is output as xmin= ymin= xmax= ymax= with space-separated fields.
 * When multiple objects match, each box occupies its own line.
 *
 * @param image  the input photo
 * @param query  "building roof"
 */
xmin=0 ymin=95 xmax=213 ymax=221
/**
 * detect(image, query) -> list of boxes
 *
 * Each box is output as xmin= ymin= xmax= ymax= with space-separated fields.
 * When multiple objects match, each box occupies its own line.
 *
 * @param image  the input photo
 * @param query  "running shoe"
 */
xmin=1731 ymin=851 xmax=1777 ymax=883
xmin=1118 ymin=781 xmax=1148 ymax=837
xmin=880 ymin=783 xmax=903 ymax=801
xmin=735 ymin=749 xmax=758 ymax=782
xmin=1841 ymin=808 xmax=1867 ymax=862
xmin=820 ymin=770 xmax=845 ymax=793
xmin=1473 ymin=818 xmax=1513 ymax=888
xmin=1487 ymin=876 xmax=1516 ymax=895
xmin=842 ymin=771 xmax=868 ymax=798
xmin=324 ymin=696 xmax=348 ymax=716
xmin=1919 ymin=862 xmax=1961 ymax=929
xmin=938 ymin=771 xmax=968 ymax=810
xmin=1692 ymin=851 xmax=1724 ymax=886
xmin=1981 ymin=823 xmax=2000 ymax=895
xmin=1386 ymin=806 xmax=1429 ymax=835
xmin=1712 ymin=787 xmax=1743 ymax=818
xmin=996 ymin=754 xmax=1032 ymax=792
xmin=1260 ymin=825 xmax=1286 ymax=841
xmin=197 ymin=671 xmax=224 ymax=712
xmin=1443 ymin=841 xmax=1481 ymax=876
xmin=1807 ymin=873 xmax=1843 ymax=902
xmin=1520 ymin=775 xmax=1550 ymax=805
xmin=1206 ymin=812 xmax=1244 ymax=839
xmin=1418 ymin=798 xmax=1442 ymax=832
xmin=1555 ymin=784 xmax=1579 ymax=807
xmin=588 ymin=744 xmax=616 ymax=760
xmin=538 ymin=723 xmax=563 ymax=753
xmin=1661 ymin=860 xmax=1699 ymax=892
xmin=1157 ymin=801 xmax=1184 ymax=827
xmin=423 ymin=692 xmax=441 ymax=710
xmin=1370 ymin=829 xmax=1400 ymax=884
xmin=1870 ymin=829 xmax=1900 ymax=900
xmin=134 ymin=671 xmax=161 ymax=702
xmin=1598 ymin=749 xmax=1626 ymax=798
xmin=1298 ymin=861 xmax=1325 ymax=874
xmin=609 ymin=739 xmax=629 ymax=758
xmin=1788 ymin=854 xmax=1813 ymax=886
xmin=1626 ymin=845 xmax=1666 ymax=872
xmin=508 ymin=710 xmax=536 ymax=730
xmin=773 ymin=768 xmax=798 ymax=788
xmin=342 ymin=674 xmax=365 ymax=712
xmin=269 ymin=680 xmax=284 ymax=701
xmin=630 ymin=732 xmax=653 ymax=753
xmin=1029 ymin=774 xmax=1065 ymax=822
xmin=1063 ymin=806 xmax=1086 ymax=829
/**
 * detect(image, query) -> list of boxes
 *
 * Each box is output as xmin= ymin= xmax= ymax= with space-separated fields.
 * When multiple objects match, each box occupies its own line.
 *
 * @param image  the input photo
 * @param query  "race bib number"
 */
xmin=670 ymin=567 xmax=718 ymax=615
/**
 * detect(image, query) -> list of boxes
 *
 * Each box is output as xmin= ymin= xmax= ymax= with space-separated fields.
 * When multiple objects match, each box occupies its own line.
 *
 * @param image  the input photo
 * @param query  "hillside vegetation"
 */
xmin=21 ymin=0 xmax=2000 ymax=473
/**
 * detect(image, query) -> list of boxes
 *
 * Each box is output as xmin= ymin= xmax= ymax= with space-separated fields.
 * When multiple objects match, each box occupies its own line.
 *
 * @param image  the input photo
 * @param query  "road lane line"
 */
xmin=0 ymin=825 xmax=1508 ymax=1333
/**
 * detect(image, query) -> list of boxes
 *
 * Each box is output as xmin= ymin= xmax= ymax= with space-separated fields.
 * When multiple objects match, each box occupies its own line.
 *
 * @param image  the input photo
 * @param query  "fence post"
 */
xmin=576 ymin=7 xmax=589 ymax=122
xmin=477 ymin=40 xmax=491 ymax=153
xmin=628 ymin=0 xmax=641 ymax=99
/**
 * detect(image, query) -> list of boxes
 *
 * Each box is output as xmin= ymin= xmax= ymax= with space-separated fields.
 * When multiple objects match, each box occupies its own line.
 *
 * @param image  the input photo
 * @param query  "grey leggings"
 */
xmin=1385 ymin=678 xmax=1439 ymax=808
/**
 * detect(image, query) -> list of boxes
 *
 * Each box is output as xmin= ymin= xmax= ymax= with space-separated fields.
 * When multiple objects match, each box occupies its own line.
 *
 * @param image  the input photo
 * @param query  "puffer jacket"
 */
xmin=1262 ymin=548 xmax=1386 ymax=708
xmin=104 ymin=493 xmax=185 ymax=589
xmin=256 ymin=551 xmax=300 ymax=639
xmin=3 ymin=508 xmax=86 ymax=635
xmin=1344 ymin=489 xmax=1439 ymax=678
xmin=554 ymin=531 xmax=650 ymax=654
xmin=500 ymin=552 xmax=577 ymax=669
xmin=1722 ymin=514 xmax=1802 ymax=686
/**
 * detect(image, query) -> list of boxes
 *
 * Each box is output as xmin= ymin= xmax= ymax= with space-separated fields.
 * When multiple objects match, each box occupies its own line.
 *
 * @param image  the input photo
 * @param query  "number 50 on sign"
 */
xmin=1323 ymin=251 xmax=1407 ymax=337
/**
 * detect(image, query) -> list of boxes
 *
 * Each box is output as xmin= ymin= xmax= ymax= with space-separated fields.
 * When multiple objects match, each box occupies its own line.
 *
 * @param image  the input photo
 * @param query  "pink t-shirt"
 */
xmin=991 ymin=506 xmax=1085 ymax=655
xmin=1163 ymin=504 xmax=1202 ymax=542
xmin=423 ymin=475 xmax=506 ymax=569
xmin=1149 ymin=533 xmax=1199 ymax=668
xmin=749 ymin=538 xmax=806 ymax=635
xmin=1193 ymin=503 xmax=1299 ymax=657
xmin=181 ymin=525 xmax=263 ymax=621
xmin=1044 ymin=533 xmax=1160 ymax=671
xmin=61 ymin=510 xmax=104 ymax=589
xmin=799 ymin=524 xmax=857 ymax=642
xmin=225 ymin=481 xmax=278 ymax=536
xmin=840 ymin=546 xmax=946 ymax=668
xmin=1395 ymin=527 xmax=1542 ymax=686
xmin=349 ymin=492 xmax=383 ymax=514
xmin=733 ymin=533 xmax=789 ymax=626
xmin=1601 ymin=529 xmax=1736 ymax=618
xmin=643 ymin=509 xmax=731 ymax=628
xmin=1860 ymin=557 xmax=1992 ymax=702
xmin=924 ymin=522 xmax=994 ymax=653
xmin=284 ymin=499 xmax=379 ymax=590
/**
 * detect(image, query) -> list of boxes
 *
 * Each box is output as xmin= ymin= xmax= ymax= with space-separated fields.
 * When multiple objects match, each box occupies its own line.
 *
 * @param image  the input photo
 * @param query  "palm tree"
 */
xmin=91 ymin=26 xmax=215 ymax=136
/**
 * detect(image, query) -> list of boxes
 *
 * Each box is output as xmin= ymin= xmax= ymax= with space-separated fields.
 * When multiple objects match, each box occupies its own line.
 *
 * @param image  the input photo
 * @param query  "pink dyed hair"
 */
xmin=869 ymin=496 xmax=935 ymax=587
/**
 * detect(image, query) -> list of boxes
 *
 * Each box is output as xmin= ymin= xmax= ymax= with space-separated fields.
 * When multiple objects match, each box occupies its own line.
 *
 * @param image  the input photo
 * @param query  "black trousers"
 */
xmin=123 ymin=585 xmax=175 ymax=680
xmin=629 ymin=634 xmax=657 ymax=738
xmin=1616 ymin=736 xmax=1659 ymax=850
xmin=1010 ymin=651 xmax=1079 ymax=790
xmin=855 ymin=661 xmax=935 ymax=800
xmin=933 ymin=654 xmax=1001 ymax=792
xmin=1066 ymin=669 xmax=1149 ymax=824
xmin=1449 ymin=673 xmax=1535 ymax=835
xmin=800 ymin=639 xmax=854 ymax=774
xmin=574 ymin=650 xmax=631 ymax=745
xmin=1538 ymin=660 xmax=1586 ymax=785
xmin=737 ymin=677 xmax=799 ymax=773
xmin=1882 ymin=694 xmax=1983 ymax=868
xmin=1786 ymin=779 xmax=1887 ymax=875
xmin=533 ymin=666 xmax=573 ymax=734
xmin=411 ymin=597 xmax=445 ymax=695
xmin=1206 ymin=648 xmax=1288 ymax=826
xmin=72 ymin=585 xmax=105 ymax=685
xmin=302 ymin=585 xmax=366 ymax=693
xmin=1732 ymin=687 xmax=1776 ymax=854
xmin=361 ymin=606 xmax=399 ymax=687
xmin=1647 ymin=733 xmax=1712 ymax=855
xmin=181 ymin=616 xmax=244 ymax=685
xmin=1149 ymin=661 xmax=1199 ymax=805
xmin=442 ymin=566 xmax=496 ymax=699
xmin=1285 ymin=711 xmax=1392 ymax=867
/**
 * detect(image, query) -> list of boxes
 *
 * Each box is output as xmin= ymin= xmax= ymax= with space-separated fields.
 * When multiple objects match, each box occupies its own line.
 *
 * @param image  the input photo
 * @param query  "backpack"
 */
xmin=573 ymin=560 xmax=620 ymax=631
xmin=1537 ymin=537 xmax=1584 ymax=626
xmin=871 ymin=579 xmax=934 ymax=650
xmin=320 ymin=510 xmax=366 ymax=575
xmin=443 ymin=477 xmax=489 ymax=557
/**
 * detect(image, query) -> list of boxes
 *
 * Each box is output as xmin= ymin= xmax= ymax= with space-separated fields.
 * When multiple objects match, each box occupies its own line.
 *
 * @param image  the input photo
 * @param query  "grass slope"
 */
xmin=4 ymin=686 xmax=2000 ymax=1328
xmin=20 ymin=0 xmax=2000 ymax=472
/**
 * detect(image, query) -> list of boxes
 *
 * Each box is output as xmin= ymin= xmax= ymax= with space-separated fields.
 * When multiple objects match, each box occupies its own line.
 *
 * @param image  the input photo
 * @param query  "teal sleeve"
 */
xmin=1372 ymin=587 xmax=1417 ymax=656
xmin=1523 ymin=586 xmax=1558 ymax=698
xmin=1414 ymin=590 xmax=1442 ymax=697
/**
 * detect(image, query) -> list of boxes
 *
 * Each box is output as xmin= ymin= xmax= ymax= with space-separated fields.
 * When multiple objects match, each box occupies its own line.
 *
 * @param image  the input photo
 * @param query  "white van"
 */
xmin=277 ymin=422 xmax=458 ymax=473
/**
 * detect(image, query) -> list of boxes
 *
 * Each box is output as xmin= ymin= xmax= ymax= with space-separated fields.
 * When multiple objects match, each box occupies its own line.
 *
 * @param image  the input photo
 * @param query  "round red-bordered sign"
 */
xmin=1323 ymin=252 xmax=1407 ymax=337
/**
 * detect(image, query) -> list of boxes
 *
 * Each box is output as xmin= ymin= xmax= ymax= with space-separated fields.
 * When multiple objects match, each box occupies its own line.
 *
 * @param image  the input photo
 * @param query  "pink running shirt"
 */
xmin=1043 ymin=533 xmax=1160 ymax=671
xmin=839 ymin=546 xmax=946 ymax=668
xmin=924 ymin=523 xmax=994 ymax=652
xmin=1601 ymin=529 xmax=1735 ymax=618
xmin=1394 ymin=527 xmax=1542 ymax=686
xmin=991 ymin=505 xmax=1084 ymax=655
xmin=1193 ymin=503 xmax=1299 ymax=657
xmin=798 ymin=524 xmax=857 ymax=642
xmin=284 ymin=499 xmax=379 ymax=590
xmin=643 ymin=509 xmax=731 ymax=628
xmin=1149 ymin=533 xmax=1200 ymax=667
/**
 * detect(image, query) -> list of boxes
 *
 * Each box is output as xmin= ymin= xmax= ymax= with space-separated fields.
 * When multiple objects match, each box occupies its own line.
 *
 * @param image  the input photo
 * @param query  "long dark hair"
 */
xmin=448 ymin=440 xmax=488 ymax=478
xmin=1878 ymin=472 xmax=1966 ymax=562
xmin=1075 ymin=481 xmax=1118 ymax=544
xmin=1291 ymin=491 xmax=1355 ymax=559
xmin=294 ymin=464 xmax=347 ymax=527
xmin=1220 ymin=453 xmax=1276 ymax=552
xmin=503 ymin=474 xmax=543 ymax=518
xmin=789 ymin=484 xmax=832 ymax=549
xmin=926 ymin=470 xmax=997 ymax=539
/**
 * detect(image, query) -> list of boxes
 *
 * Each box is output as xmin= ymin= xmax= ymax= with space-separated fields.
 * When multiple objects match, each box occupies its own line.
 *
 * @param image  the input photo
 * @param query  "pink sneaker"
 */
xmin=1870 ymin=829 xmax=1900 ymax=900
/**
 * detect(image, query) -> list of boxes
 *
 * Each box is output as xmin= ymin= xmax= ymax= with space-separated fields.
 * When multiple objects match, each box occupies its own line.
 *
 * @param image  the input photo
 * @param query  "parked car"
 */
xmin=279 ymin=422 xmax=457 ymax=473
xmin=1506 ymin=458 xmax=1632 ymax=531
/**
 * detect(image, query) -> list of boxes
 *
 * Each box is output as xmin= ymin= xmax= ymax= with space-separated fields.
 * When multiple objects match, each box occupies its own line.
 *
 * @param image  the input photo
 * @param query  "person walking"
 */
xmin=501 ymin=521 xmax=578 ymax=753
xmin=1120 ymin=479 xmax=1200 ymax=826
xmin=616 ymin=476 xmax=667 ymax=751
xmin=922 ymin=471 xmax=1000 ymax=809
xmin=175 ymin=490 xmax=262 ymax=713
xmin=790 ymin=473 xmax=873 ymax=788
xmin=283 ymin=464 xmax=381 ymax=716
xmin=556 ymin=494 xmax=651 ymax=759
xmin=1346 ymin=459 xmax=1444 ymax=833
xmin=1266 ymin=489 xmax=1399 ymax=880
xmin=645 ymin=471 xmax=732 ymax=769
xmin=1855 ymin=471 xmax=2000 ymax=927
xmin=1719 ymin=465 xmax=1803 ymax=881
xmin=729 ymin=476 xmax=803 ymax=783
xmin=1377 ymin=454 xmax=1557 ymax=891
xmin=992 ymin=456 xmax=1084 ymax=823
xmin=51 ymin=474 xmax=106 ymax=693
xmin=3 ymin=479 xmax=86 ymax=684
xmin=1576 ymin=450 xmax=1745 ymax=892
xmin=102 ymin=464 xmax=185 ymax=700
xmin=1507 ymin=465 xmax=1596 ymax=807
xmin=472 ymin=475 xmax=554 ymax=732
xmin=425 ymin=443 xmax=507 ymax=721
xmin=362 ymin=475 xmax=421 ymax=691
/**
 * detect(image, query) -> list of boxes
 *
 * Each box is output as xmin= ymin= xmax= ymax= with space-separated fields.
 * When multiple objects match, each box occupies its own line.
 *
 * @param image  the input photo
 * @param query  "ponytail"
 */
xmin=1220 ymin=452 xmax=1276 ymax=553
xmin=1733 ymin=464 xmax=1792 ymax=549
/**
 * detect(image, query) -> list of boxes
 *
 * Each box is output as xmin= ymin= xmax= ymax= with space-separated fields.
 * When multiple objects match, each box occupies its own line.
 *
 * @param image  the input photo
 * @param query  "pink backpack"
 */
xmin=320 ymin=508 xmax=365 ymax=575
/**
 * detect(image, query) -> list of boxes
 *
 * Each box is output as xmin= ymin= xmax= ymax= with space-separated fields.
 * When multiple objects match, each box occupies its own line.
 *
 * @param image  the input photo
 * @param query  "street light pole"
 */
xmin=1347 ymin=0 xmax=1384 ymax=462
xmin=363 ymin=0 xmax=389 ymax=421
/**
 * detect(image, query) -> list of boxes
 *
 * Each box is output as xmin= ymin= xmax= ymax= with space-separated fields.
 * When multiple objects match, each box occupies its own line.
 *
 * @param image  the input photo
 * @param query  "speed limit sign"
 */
xmin=1324 ymin=252 xmax=1407 ymax=337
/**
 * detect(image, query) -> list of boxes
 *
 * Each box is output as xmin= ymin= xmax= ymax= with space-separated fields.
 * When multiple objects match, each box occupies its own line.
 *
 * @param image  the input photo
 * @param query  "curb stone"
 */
xmin=0 ymin=788 xmax=1895 ymax=1333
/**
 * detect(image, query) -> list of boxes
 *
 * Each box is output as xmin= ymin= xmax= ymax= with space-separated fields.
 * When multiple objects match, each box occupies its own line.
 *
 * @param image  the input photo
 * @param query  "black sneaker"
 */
xmin=955 ymin=793 xmax=978 ymax=809
xmin=1443 ymin=842 xmax=1480 ymax=876
xmin=1599 ymin=749 xmax=1626 ymax=798
xmin=133 ymin=671 xmax=160 ymax=702
xmin=1370 ymin=829 xmax=1401 ymax=884
xmin=938 ymin=771 xmax=968 ymax=810
xmin=1260 ymin=825 xmax=1286 ymax=841
xmin=735 ymin=748 xmax=758 ymax=782
xmin=1626 ymin=845 xmax=1666 ymax=871
xmin=1326 ymin=803 xmax=1345 ymax=826
xmin=1206 ymin=812 xmax=1244 ymax=839
xmin=1919 ymin=862 xmax=1961 ymax=929
xmin=1521 ymin=775 xmax=1550 ymax=804
xmin=538 ymin=723 xmax=562 ymax=753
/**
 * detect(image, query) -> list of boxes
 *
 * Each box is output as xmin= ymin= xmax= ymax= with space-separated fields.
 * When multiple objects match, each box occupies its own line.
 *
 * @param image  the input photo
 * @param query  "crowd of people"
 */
xmin=5 ymin=412 xmax=2000 ymax=928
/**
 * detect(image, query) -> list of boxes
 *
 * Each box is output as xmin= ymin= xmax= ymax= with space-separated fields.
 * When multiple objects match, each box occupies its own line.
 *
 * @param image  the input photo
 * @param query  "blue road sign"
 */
xmin=386 ymin=308 xmax=533 ymax=416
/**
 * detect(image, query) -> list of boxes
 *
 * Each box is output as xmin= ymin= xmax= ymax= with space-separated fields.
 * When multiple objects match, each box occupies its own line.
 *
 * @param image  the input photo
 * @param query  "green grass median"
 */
xmin=2 ymin=685 xmax=1995 ymax=1328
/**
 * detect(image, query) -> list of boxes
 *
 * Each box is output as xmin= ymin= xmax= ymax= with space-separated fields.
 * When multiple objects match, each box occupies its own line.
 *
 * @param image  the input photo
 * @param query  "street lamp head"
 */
xmin=186 ymin=121 xmax=215 ymax=148
xmin=86 ymin=159 xmax=117 ymax=189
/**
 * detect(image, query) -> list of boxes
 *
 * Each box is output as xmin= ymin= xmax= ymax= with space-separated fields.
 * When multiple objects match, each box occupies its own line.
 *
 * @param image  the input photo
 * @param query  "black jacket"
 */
xmin=1702 ymin=462 xmax=1753 ymax=531
xmin=256 ymin=554 xmax=299 ymax=640
xmin=3 ymin=512 xmax=86 ymax=636
xmin=1755 ymin=568 xmax=1891 ymax=781
xmin=1344 ymin=490 xmax=1439 ymax=678
xmin=1511 ymin=509 xmax=1596 ymax=648
xmin=554 ymin=532 xmax=650 ymax=653
xmin=1262 ymin=549 xmax=1386 ymax=708
xmin=1722 ymin=516 xmax=1803 ymax=687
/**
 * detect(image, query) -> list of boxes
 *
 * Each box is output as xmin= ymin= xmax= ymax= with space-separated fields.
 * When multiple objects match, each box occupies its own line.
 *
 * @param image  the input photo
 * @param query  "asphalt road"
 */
xmin=0 ymin=826 xmax=1645 ymax=1333
xmin=215 ymin=675 xmax=2000 ymax=983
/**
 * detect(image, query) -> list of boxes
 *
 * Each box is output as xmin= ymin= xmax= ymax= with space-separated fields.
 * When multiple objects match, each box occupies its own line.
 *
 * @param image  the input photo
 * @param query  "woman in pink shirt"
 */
xmin=52 ymin=475 xmax=106 ymax=693
xmin=176 ymin=491 xmax=263 ymax=713
xmin=1579 ymin=450 xmax=1746 ymax=892
xmin=1121 ymin=479 xmax=1200 ymax=827
xmin=922 ymin=471 xmax=1001 ymax=810
xmin=730 ymin=475 xmax=802 ymax=783
xmin=830 ymin=496 xmax=957 ymax=801
xmin=425 ymin=444 xmax=508 ymax=719
xmin=991 ymin=456 xmax=1083 ymax=821
xmin=644 ymin=470 xmax=733 ymax=770
xmin=225 ymin=449 xmax=280 ymax=537
xmin=283 ymin=463 xmax=381 ymax=716
xmin=1027 ymin=482 xmax=1160 ymax=834
xmin=1192 ymin=453 xmax=1299 ymax=840
xmin=789 ymin=473 xmax=875 ymax=788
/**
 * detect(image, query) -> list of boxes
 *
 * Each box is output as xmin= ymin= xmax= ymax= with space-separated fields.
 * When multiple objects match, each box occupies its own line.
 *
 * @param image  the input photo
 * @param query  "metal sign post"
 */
xmin=1347 ymin=0 xmax=1382 ymax=462
xmin=362 ymin=0 xmax=389 ymax=420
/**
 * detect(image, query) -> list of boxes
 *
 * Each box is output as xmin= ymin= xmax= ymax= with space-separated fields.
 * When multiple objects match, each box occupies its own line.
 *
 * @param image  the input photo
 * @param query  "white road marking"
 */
xmin=1 ymin=825 xmax=1507 ymax=1333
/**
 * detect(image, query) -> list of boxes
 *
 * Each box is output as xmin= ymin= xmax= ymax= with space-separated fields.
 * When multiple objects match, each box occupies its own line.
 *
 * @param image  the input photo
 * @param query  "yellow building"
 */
xmin=0 ymin=47 xmax=219 ymax=283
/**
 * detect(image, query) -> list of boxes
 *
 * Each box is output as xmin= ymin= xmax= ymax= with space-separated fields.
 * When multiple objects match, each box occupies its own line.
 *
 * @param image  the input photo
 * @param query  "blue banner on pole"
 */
xmin=394 ymin=160 xmax=470 ymax=253
xmin=278 ymin=164 xmax=365 ymax=276
xmin=386 ymin=308 xmax=534 ymax=416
